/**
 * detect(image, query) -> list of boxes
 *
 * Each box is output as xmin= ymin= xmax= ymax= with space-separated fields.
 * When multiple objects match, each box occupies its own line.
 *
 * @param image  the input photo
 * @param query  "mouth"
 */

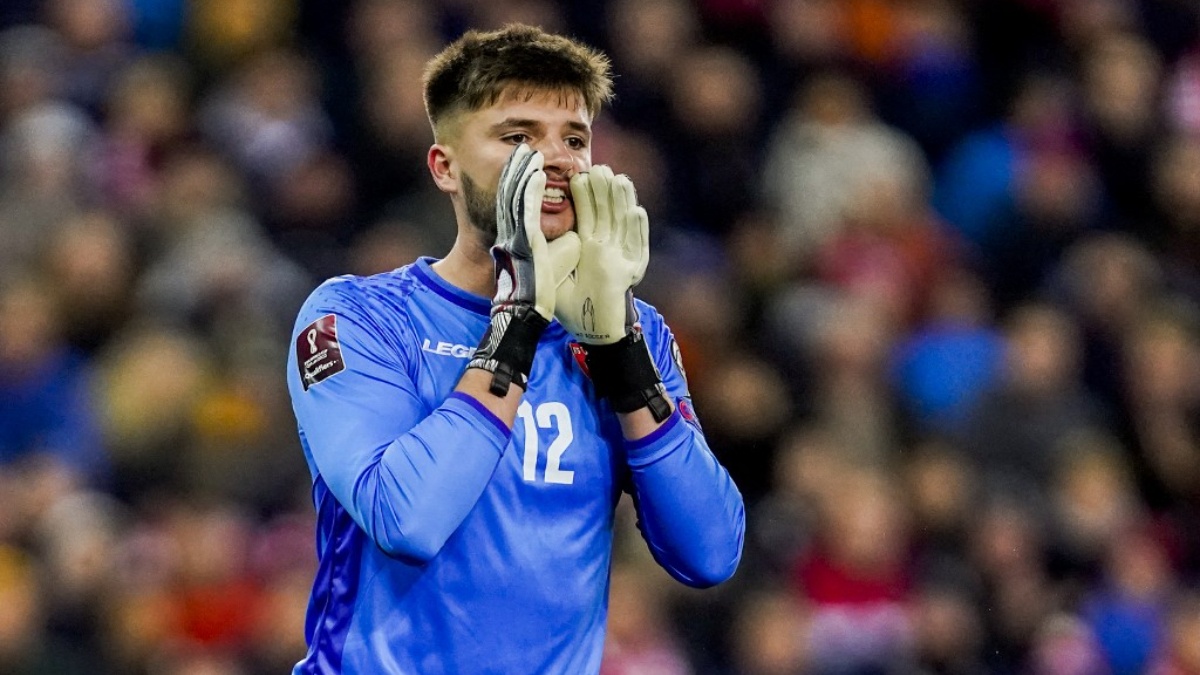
xmin=541 ymin=186 xmax=570 ymax=214
xmin=543 ymin=186 xmax=566 ymax=205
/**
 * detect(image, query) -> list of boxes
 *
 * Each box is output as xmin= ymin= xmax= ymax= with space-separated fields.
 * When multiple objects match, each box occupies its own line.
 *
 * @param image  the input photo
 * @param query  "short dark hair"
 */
xmin=422 ymin=24 xmax=613 ymax=141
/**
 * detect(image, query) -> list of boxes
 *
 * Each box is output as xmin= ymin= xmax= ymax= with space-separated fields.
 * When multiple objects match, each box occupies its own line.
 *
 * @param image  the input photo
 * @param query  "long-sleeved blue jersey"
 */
xmin=286 ymin=257 xmax=745 ymax=674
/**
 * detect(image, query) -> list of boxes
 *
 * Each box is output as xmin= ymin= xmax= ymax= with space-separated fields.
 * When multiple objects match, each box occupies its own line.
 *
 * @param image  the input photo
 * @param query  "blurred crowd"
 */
xmin=1 ymin=0 xmax=1200 ymax=673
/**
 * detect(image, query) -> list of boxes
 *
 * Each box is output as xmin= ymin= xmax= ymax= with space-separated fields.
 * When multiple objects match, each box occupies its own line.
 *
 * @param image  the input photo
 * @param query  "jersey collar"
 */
xmin=412 ymin=257 xmax=567 ymax=340
xmin=412 ymin=257 xmax=491 ymax=316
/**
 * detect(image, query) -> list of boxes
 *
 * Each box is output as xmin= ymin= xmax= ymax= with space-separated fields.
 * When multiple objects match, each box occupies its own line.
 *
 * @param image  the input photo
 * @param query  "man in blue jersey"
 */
xmin=286 ymin=24 xmax=745 ymax=674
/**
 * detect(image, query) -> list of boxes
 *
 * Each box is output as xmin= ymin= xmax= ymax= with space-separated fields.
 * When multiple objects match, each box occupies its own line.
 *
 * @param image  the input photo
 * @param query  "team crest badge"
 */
xmin=569 ymin=342 xmax=591 ymax=378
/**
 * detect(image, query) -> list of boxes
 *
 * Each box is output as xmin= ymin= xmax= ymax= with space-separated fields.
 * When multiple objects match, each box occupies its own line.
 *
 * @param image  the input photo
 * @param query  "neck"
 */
xmin=432 ymin=230 xmax=495 ymax=298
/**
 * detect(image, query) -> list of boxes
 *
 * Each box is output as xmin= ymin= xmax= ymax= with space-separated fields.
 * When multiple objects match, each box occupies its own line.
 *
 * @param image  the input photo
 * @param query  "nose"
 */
xmin=537 ymin=138 xmax=580 ymax=179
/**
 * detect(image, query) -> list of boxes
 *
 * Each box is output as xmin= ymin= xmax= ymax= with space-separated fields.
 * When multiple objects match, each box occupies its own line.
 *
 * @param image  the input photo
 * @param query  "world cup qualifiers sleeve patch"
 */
xmin=297 ymin=314 xmax=345 ymax=391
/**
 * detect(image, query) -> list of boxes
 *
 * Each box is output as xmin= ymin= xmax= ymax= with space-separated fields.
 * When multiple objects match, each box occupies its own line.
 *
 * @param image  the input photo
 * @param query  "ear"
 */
xmin=428 ymin=144 xmax=457 ymax=194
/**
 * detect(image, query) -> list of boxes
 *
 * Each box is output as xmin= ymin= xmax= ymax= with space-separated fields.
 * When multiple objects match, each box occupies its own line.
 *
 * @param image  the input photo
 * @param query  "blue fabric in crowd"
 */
xmin=891 ymin=323 xmax=1006 ymax=431
xmin=1084 ymin=592 xmax=1164 ymax=675
xmin=0 ymin=349 xmax=105 ymax=479
xmin=933 ymin=127 xmax=1017 ymax=250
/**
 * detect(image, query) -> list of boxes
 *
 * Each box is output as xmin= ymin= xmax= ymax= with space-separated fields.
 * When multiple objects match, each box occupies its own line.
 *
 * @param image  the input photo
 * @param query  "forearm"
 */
xmin=617 ymin=402 xmax=674 ymax=441
xmin=346 ymin=391 xmax=512 ymax=562
xmin=625 ymin=412 xmax=745 ymax=587
xmin=456 ymin=367 xmax=526 ymax=428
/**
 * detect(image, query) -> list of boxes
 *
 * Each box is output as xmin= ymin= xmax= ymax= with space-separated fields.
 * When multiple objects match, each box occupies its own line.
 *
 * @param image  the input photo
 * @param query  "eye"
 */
xmin=503 ymin=133 xmax=530 ymax=145
xmin=566 ymin=136 xmax=588 ymax=150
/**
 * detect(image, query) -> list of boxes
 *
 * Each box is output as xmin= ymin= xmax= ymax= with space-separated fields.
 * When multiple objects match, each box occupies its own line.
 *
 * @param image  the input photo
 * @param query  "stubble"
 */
xmin=461 ymin=171 xmax=498 ymax=245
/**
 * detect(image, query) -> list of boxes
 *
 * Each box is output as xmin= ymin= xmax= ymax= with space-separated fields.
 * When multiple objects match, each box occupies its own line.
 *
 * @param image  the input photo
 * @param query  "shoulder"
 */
xmin=299 ymin=266 xmax=422 ymax=327
xmin=633 ymin=298 xmax=692 ymax=396
xmin=293 ymin=266 xmax=429 ymax=365
xmin=633 ymin=297 xmax=668 ymax=334
xmin=633 ymin=298 xmax=680 ymax=354
xmin=633 ymin=298 xmax=678 ymax=358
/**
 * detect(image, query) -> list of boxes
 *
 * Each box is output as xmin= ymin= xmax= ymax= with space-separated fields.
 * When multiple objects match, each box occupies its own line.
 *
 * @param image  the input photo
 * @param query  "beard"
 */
xmin=461 ymin=170 xmax=498 ymax=245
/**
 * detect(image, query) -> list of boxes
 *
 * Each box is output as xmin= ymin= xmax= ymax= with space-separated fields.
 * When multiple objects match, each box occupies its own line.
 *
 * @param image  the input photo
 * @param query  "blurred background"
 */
xmin=1 ymin=0 xmax=1200 ymax=673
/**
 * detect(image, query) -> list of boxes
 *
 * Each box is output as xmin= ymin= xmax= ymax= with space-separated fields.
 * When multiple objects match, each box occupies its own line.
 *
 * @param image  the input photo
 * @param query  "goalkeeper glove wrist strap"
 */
xmin=469 ymin=306 xmax=549 ymax=397
xmin=583 ymin=333 xmax=672 ymax=422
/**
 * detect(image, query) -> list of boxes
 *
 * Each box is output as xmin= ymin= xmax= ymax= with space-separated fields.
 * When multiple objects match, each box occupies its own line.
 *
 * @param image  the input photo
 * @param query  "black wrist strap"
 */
xmin=582 ymin=332 xmax=672 ymax=422
xmin=468 ymin=306 xmax=549 ymax=397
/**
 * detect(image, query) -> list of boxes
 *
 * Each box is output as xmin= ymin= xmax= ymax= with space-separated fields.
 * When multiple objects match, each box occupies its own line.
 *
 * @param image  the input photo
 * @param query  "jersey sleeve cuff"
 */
xmin=624 ymin=409 xmax=687 ymax=466
xmin=446 ymin=392 xmax=512 ymax=447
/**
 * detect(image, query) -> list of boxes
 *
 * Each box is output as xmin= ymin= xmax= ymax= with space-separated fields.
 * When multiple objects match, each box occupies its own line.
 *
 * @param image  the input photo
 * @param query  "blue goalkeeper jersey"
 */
xmin=286 ymin=257 xmax=744 ymax=675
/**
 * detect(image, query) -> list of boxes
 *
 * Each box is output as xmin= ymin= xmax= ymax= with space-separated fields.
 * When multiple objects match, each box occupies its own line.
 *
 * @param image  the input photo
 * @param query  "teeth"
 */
xmin=543 ymin=187 xmax=565 ymax=204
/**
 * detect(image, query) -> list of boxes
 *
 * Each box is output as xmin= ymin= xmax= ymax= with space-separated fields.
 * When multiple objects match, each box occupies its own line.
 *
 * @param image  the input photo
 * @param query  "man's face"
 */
xmin=446 ymin=87 xmax=593 ymax=243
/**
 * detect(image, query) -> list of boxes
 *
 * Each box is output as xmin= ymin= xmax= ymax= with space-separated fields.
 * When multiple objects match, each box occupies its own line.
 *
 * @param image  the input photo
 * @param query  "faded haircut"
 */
xmin=422 ymin=24 xmax=613 ymax=141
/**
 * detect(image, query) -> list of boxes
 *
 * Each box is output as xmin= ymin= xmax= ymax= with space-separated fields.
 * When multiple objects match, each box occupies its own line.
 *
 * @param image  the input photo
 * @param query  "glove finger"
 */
xmin=615 ymin=172 xmax=638 ymax=207
xmin=524 ymin=148 xmax=544 ymax=177
xmin=590 ymin=165 xmax=614 ymax=242
xmin=498 ymin=143 xmax=531 ymax=196
xmin=498 ymin=144 xmax=537 ymax=242
xmin=569 ymin=173 xmax=595 ymax=241
xmin=611 ymin=173 xmax=635 ymax=252
xmin=523 ymin=169 xmax=552 ymax=313
xmin=631 ymin=206 xmax=650 ymax=285
xmin=498 ymin=145 xmax=524 ymax=208
xmin=518 ymin=167 xmax=547 ymax=258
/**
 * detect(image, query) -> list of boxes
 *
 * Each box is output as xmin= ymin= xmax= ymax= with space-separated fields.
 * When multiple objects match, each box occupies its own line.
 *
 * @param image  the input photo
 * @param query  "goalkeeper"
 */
xmin=286 ymin=23 xmax=744 ymax=675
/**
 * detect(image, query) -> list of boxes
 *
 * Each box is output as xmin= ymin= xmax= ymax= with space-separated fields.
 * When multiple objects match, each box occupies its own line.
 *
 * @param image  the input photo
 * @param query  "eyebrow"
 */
xmin=565 ymin=121 xmax=592 ymax=138
xmin=488 ymin=118 xmax=592 ymax=138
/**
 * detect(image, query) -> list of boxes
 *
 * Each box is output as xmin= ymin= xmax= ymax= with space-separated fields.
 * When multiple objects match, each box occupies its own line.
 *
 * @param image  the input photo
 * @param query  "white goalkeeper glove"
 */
xmin=469 ymin=144 xmax=581 ymax=396
xmin=555 ymin=166 xmax=670 ymax=421
xmin=555 ymin=165 xmax=649 ymax=344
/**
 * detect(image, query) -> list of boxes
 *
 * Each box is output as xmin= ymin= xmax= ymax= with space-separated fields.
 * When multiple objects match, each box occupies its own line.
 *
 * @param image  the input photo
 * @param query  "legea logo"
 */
xmin=422 ymin=339 xmax=474 ymax=359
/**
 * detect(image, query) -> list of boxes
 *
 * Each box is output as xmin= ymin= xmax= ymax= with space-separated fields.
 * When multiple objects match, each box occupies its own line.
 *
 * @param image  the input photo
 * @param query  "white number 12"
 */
xmin=516 ymin=401 xmax=575 ymax=484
